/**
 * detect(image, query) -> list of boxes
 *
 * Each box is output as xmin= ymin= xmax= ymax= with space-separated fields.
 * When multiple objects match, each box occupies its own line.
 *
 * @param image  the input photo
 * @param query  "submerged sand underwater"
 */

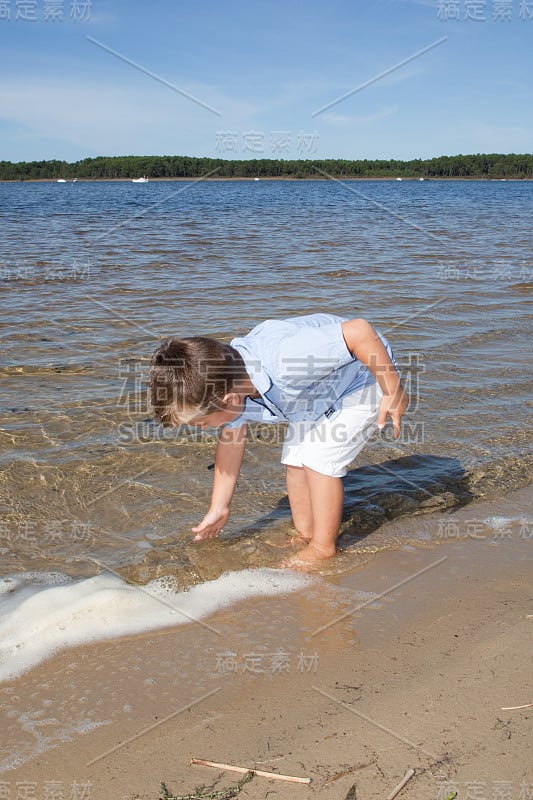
xmin=1 ymin=180 xmax=531 ymax=584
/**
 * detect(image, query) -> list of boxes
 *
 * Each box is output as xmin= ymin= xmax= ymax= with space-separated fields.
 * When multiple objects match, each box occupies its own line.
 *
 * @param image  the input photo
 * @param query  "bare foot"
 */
xmin=280 ymin=542 xmax=336 ymax=572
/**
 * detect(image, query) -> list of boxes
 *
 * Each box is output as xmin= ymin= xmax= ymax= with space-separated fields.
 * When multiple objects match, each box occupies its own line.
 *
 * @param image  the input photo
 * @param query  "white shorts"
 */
xmin=280 ymin=383 xmax=383 ymax=478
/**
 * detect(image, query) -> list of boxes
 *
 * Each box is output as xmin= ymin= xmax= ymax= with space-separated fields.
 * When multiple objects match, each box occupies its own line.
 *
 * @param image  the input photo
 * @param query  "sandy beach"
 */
xmin=1 ymin=484 xmax=531 ymax=800
xmin=2 ymin=0 xmax=531 ymax=791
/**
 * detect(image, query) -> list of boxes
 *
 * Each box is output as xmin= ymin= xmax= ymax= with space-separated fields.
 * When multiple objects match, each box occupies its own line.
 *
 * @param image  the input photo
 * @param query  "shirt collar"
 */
xmin=233 ymin=345 xmax=272 ymax=395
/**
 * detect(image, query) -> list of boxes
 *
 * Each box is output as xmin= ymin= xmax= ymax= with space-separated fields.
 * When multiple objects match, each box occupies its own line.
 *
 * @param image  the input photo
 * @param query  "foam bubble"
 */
xmin=0 ymin=569 xmax=312 ymax=682
xmin=1 ymin=711 xmax=111 ymax=773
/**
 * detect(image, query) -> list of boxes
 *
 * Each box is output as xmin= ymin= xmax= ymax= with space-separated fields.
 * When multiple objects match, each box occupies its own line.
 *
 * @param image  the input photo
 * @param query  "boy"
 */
xmin=150 ymin=314 xmax=408 ymax=568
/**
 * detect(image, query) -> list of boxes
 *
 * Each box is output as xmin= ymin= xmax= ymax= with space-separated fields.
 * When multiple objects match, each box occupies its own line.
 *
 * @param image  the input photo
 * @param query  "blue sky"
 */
xmin=1 ymin=0 xmax=531 ymax=162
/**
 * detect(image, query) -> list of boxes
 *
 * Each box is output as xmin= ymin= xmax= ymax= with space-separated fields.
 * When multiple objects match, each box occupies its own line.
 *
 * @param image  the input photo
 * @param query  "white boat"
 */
xmin=132 ymin=177 xmax=149 ymax=183
xmin=254 ymin=177 xmax=260 ymax=181
xmin=57 ymin=179 xmax=67 ymax=183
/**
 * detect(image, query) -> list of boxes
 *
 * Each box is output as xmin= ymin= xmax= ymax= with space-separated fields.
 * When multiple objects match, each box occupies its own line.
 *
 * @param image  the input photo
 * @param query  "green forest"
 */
xmin=0 ymin=153 xmax=532 ymax=181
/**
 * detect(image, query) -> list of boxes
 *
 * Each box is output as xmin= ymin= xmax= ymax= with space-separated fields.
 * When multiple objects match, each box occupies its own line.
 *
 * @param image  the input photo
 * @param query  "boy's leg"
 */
xmin=285 ymin=465 xmax=343 ymax=557
xmin=285 ymin=465 xmax=313 ymax=540
xmin=300 ymin=466 xmax=343 ymax=559
xmin=282 ymin=466 xmax=343 ymax=566
xmin=281 ymin=386 xmax=380 ymax=567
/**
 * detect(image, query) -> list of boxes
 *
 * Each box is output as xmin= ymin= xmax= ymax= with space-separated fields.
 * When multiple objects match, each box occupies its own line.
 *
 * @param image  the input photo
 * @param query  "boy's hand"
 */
xmin=192 ymin=507 xmax=230 ymax=541
xmin=377 ymin=387 xmax=409 ymax=438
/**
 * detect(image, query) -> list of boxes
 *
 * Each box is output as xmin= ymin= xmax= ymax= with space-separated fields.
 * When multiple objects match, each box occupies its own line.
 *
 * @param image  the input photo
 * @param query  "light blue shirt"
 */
xmin=226 ymin=314 xmax=396 ymax=428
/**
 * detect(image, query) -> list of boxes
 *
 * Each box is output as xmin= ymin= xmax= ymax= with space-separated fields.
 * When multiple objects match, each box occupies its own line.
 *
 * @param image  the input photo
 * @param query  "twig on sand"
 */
xmin=160 ymin=770 xmax=253 ymax=800
xmin=323 ymin=759 xmax=378 ymax=785
xmin=501 ymin=703 xmax=533 ymax=710
xmin=190 ymin=758 xmax=311 ymax=784
xmin=386 ymin=768 xmax=416 ymax=800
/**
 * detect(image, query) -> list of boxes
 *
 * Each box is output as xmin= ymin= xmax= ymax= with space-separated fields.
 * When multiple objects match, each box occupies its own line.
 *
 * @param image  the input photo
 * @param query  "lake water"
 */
xmin=0 ymin=178 xmax=531 ymax=667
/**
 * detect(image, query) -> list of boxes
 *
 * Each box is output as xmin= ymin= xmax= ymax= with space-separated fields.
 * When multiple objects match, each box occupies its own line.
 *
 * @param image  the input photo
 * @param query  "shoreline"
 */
xmin=1 ymin=176 xmax=532 ymax=183
xmin=1 ymin=484 xmax=531 ymax=798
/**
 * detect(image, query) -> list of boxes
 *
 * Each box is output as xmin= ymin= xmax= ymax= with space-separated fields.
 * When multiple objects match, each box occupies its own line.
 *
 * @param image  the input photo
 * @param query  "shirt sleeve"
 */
xmin=223 ymin=416 xmax=247 ymax=430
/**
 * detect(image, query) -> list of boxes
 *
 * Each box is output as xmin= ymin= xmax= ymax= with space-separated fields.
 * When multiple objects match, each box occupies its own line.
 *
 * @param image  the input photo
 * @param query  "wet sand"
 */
xmin=1 ymin=485 xmax=531 ymax=799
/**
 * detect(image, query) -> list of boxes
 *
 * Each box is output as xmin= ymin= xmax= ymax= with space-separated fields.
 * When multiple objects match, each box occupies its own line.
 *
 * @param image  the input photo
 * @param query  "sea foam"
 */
xmin=0 ymin=568 xmax=312 ymax=682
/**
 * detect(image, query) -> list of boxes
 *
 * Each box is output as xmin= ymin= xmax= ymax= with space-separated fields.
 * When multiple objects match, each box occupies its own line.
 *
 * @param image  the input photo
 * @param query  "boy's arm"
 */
xmin=341 ymin=318 xmax=409 ymax=438
xmin=192 ymin=424 xmax=248 ymax=541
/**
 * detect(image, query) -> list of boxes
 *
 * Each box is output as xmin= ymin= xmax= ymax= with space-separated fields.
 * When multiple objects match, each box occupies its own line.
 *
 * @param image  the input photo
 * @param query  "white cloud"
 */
xmin=320 ymin=105 xmax=400 ymax=126
xmin=0 ymin=76 xmax=261 ymax=159
xmin=448 ymin=122 xmax=533 ymax=153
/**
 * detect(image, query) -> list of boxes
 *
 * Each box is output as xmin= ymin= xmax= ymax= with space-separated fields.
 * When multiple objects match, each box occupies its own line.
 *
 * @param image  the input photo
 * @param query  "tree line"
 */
xmin=0 ymin=153 xmax=531 ymax=181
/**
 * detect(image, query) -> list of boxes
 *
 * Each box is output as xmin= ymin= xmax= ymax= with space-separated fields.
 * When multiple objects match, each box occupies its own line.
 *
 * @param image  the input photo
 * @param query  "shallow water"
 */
xmin=0 ymin=179 xmax=532 ymax=591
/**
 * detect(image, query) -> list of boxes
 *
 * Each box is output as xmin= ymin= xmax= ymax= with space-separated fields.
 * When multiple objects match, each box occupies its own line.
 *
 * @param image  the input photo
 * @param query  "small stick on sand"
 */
xmin=386 ymin=768 xmax=416 ymax=800
xmin=190 ymin=758 xmax=311 ymax=784
xmin=501 ymin=703 xmax=533 ymax=710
